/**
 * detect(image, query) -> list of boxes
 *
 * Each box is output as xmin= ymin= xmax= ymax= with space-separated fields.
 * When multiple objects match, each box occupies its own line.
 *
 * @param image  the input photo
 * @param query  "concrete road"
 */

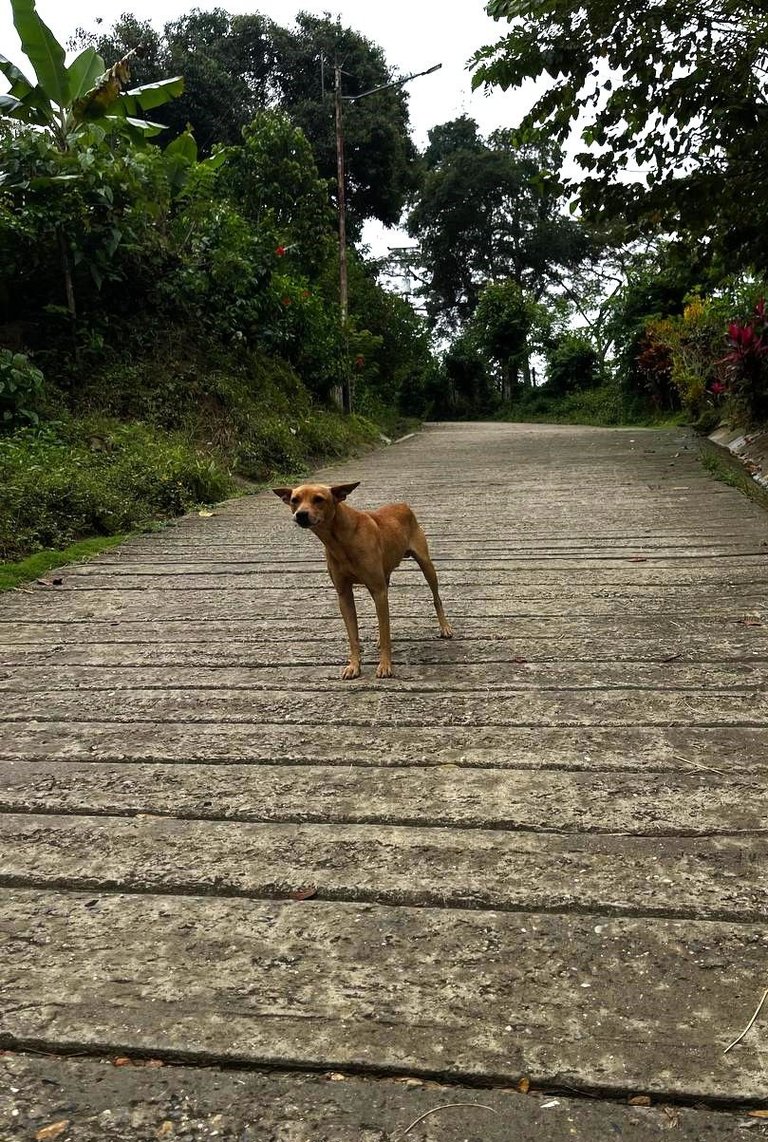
xmin=1 ymin=422 xmax=767 ymax=1139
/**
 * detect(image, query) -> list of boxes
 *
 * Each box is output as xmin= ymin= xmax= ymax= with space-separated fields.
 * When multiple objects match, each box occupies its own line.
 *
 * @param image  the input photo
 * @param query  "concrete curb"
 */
xmin=706 ymin=425 xmax=768 ymax=502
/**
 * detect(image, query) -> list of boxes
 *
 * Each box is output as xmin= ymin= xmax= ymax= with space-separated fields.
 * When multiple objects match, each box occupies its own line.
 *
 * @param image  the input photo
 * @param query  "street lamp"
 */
xmin=333 ymin=60 xmax=441 ymax=412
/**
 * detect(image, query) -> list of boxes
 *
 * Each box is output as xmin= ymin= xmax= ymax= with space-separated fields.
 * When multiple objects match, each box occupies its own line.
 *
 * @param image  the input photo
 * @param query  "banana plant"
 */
xmin=0 ymin=0 xmax=185 ymax=331
xmin=0 ymin=0 xmax=184 ymax=151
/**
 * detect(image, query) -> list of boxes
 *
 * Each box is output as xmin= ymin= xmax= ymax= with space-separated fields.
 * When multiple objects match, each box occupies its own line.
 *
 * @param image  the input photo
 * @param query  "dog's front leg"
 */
xmin=336 ymin=583 xmax=362 ymax=680
xmin=371 ymin=586 xmax=393 ymax=679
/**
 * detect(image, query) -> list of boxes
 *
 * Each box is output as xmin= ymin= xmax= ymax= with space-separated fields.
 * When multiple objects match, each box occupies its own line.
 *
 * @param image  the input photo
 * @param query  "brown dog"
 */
xmin=272 ymin=481 xmax=452 ymax=679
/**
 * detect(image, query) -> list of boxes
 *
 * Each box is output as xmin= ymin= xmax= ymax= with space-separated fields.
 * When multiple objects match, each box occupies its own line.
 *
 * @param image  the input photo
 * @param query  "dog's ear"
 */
xmin=272 ymin=487 xmax=293 ymax=504
xmin=330 ymin=481 xmax=360 ymax=502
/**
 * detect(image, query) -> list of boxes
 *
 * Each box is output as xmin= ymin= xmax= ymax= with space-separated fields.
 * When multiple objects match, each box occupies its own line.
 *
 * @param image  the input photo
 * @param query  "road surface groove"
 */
xmin=1 ymin=422 xmax=768 ymax=1140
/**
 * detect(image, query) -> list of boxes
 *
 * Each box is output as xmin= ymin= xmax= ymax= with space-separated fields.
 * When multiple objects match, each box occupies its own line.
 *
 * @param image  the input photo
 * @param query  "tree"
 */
xmin=266 ymin=13 xmax=419 ymax=233
xmin=340 ymin=253 xmax=434 ymax=415
xmin=1 ymin=0 xmax=183 ymax=330
xmin=547 ymin=240 xmax=639 ymax=370
xmin=472 ymin=279 xmax=554 ymax=398
xmin=407 ymin=116 xmax=587 ymax=330
xmin=440 ymin=334 xmax=496 ymax=419
xmin=223 ymin=110 xmax=335 ymax=278
xmin=79 ymin=9 xmax=420 ymax=231
xmin=75 ymin=10 xmax=274 ymax=152
xmin=473 ymin=280 xmax=534 ymax=399
xmin=472 ymin=0 xmax=768 ymax=270
xmin=545 ymin=332 xmax=602 ymax=395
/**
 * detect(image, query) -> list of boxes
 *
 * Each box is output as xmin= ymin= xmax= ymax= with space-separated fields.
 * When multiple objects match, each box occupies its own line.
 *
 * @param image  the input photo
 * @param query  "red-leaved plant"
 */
xmin=722 ymin=299 xmax=768 ymax=420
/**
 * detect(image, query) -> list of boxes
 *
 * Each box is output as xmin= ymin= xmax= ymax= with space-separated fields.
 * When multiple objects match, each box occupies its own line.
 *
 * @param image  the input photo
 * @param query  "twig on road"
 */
xmin=723 ymin=986 xmax=768 ymax=1054
xmin=398 ymin=1101 xmax=498 ymax=1137
xmin=672 ymin=753 xmax=728 ymax=777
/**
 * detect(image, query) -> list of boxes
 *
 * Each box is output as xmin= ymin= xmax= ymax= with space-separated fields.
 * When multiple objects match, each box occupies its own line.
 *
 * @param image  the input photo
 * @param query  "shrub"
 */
xmin=632 ymin=318 xmax=677 ymax=411
xmin=545 ymin=333 xmax=602 ymax=395
xmin=723 ymin=299 xmax=768 ymax=422
xmin=0 ymin=350 xmax=44 ymax=428
xmin=0 ymin=420 xmax=233 ymax=561
xmin=630 ymin=285 xmax=768 ymax=426
xmin=667 ymin=296 xmax=728 ymax=416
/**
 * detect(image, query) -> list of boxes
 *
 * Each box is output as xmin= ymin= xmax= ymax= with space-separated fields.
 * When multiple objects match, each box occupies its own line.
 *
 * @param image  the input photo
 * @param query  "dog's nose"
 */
xmin=294 ymin=511 xmax=311 ymax=527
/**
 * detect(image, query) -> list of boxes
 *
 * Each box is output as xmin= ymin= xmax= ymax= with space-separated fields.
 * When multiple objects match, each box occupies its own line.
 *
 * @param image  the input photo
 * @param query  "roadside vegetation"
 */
xmin=457 ymin=0 xmax=768 ymax=429
xmin=1 ymin=0 xmax=767 ymax=574
xmin=0 ymin=2 xmax=428 ymax=566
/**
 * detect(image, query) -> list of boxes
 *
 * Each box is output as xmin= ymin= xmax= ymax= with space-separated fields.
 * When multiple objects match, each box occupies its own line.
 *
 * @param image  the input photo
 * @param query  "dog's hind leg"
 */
xmin=407 ymin=527 xmax=453 ymax=639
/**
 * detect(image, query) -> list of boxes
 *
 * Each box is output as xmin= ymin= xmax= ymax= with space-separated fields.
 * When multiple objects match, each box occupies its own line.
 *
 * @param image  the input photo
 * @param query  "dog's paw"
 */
xmin=439 ymin=623 xmax=454 ymax=639
xmin=375 ymin=662 xmax=393 ymax=679
xmin=341 ymin=663 xmax=361 ymax=680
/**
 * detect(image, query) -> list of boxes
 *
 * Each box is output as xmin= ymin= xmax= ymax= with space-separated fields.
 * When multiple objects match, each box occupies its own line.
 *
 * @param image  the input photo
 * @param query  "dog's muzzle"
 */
xmin=294 ymin=511 xmax=313 ymax=528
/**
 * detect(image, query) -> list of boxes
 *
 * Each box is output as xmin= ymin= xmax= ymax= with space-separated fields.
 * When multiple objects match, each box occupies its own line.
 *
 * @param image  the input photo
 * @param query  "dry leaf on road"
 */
xmin=291 ymin=885 xmax=318 ymax=900
xmin=35 ymin=1122 xmax=69 ymax=1142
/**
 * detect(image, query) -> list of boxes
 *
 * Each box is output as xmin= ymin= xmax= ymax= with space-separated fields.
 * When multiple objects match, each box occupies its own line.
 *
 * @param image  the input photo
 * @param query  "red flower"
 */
xmin=281 ymin=296 xmax=292 ymax=306
xmin=353 ymin=354 xmax=365 ymax=369
xmin=275 ymin=245 xmax=286 ymax=256
xmin=710 ymin=381 xmax=726 ymax=396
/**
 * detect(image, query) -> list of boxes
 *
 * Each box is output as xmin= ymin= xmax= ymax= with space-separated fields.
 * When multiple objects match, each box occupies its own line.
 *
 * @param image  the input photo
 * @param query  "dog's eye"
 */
xmin=312 ymin=495 xmax=324 ymax=505
xmin=290 ymin=496 xmax=298 ymax=506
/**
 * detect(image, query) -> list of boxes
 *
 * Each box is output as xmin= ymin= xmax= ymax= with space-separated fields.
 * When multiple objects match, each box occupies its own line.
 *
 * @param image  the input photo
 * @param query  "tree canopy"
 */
xmin=0 ymin=0 xmax=435 ymax=442
xmin=78 ymin=8 xmax=419 ymax=232
xmin=266 ymin=13 xmax=419 ymax=231
xmin=407 ymin=116 xmax=588 ymax=330
xmin=471 ymin=0 xmax=768 ymax=270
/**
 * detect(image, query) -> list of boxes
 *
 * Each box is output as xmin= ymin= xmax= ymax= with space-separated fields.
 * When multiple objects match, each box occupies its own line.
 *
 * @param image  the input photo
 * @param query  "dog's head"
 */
xmin=272 ymin=482 xmax=360 ymax=529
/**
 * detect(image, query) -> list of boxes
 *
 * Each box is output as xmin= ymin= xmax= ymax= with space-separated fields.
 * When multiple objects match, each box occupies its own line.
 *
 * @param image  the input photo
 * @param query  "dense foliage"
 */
xmin=616 ymin=277 xmax=768 ymax=429
xmin=77 ymin=8 xmax=419 ymax=233
xmin=0 ymin=0 xmax=433 ymax=563
xmin=462 ymin=0 xmax=768 ymax=429
xmin=472 ymin=0 xmax=768 ymax=270
xmin=407 ymin=117 xmax=587 ymax=330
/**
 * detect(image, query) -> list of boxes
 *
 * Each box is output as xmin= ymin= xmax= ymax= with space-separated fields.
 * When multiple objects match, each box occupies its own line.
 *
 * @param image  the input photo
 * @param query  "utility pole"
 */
xmin=332 ymin=60 xmax=441 ymax=413
xmin=334 ymin=60 xmax=350 ymax=413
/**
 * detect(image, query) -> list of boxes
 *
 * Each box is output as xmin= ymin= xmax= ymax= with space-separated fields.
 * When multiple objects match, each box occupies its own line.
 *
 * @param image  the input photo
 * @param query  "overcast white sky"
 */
xmin=0 ymin=0 xmax=537 ymax=148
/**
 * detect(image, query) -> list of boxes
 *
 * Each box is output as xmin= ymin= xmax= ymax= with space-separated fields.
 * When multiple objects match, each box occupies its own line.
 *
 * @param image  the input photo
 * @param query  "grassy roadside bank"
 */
xmin=0 ymin=535 xmax=127 ymax=592
xmin=698 ymin=441 xmax=768 ymax=513
xmin=1 ymin=405 xmax=390 ymax=590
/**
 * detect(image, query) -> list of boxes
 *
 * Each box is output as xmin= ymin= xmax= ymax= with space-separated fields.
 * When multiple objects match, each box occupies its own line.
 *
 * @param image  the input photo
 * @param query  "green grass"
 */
xmin=69 ymin=342 xmax=386 ymax=482
xmin=0 ymin=336 xmax=401 ymax=568
xmin=0 ymin=407 xmax=386 ymax=569
xmin=0 ymin=419 xmax=234 ymax=563
xmin=0 ymin=534 xmax=127 ymax=592
xmin=698 ymin=443 xmax=768 ymax=510
xmin=699 ymin=448 xmax=744 ymax=488
xmin=496 ymin=383 xmax=687 ymax=428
